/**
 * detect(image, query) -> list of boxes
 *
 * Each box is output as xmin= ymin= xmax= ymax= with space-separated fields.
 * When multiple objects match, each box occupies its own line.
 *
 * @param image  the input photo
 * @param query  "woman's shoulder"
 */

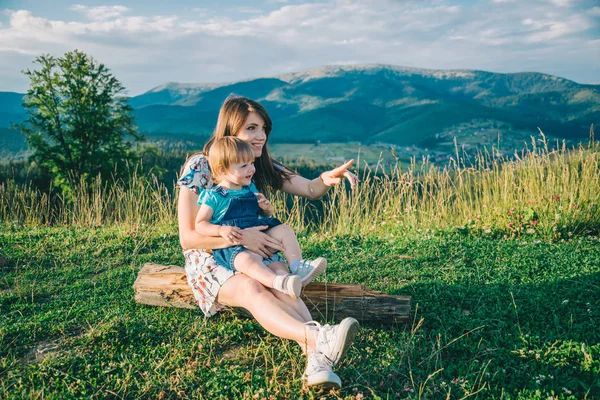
xmin=177 ymin=153 xmax=213 ymax=194
xmin=183 ymin=153 xmax=208 ymax=170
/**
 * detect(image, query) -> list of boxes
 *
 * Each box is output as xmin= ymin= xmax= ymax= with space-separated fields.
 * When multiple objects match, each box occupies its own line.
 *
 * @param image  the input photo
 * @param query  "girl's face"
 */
xmin=223 ymin=160 xmax=255 ymax=188
xmin=235 ymin=113 xmax=267 ymax=158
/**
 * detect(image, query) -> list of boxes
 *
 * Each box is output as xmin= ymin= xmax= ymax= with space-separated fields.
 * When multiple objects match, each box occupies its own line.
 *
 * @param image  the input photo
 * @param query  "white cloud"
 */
xmin=412 ymin=5 xmax=461 ymax=14
xmin=70 ymin=5 xmax=130 ymax=21
xmin=329 ymin=60 xmax=362 ymax=65
xmin=548 ymin=0 xmax=571 ymax=7
xmin=3 ymin=9 xmax=178 ymax=38
xmin=522 ymin=18 xmax=534 ymax=26
xmin=0 ymin=0 xmax=598 ymax=94
xmin=589 ymin=6 xmax=600 ymax=16
xmin=524 ymin=15 xmax=591 ymax=42
xmin=230 ymin=7 xmax=264 ymax=14
xmin=0 ymin=46 xmax=38 ymax=55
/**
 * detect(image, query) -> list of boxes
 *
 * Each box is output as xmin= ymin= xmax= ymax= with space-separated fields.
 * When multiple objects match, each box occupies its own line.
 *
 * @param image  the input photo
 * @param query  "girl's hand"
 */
xmin=320 ymin=159 xmax=360 ymax=189
xmin=240 ymin=226 xmax=285 ymax=258
xmin=219 ymin=226 xmax=243 ymax=244
xmin=256 ymin=193 xmax=274 ymax=215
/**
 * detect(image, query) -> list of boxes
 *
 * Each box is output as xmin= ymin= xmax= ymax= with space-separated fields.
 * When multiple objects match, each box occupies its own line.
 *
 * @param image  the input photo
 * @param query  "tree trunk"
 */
xmin=133 ymin=263 xmax=411 ymax=325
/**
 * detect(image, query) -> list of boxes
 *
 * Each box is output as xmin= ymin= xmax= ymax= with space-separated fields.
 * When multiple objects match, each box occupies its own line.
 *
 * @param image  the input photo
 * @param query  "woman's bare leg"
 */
xmin=217 ymin=273 xmax=317 ymax=351
xmin=266 ymin=261 xmax=312 ymax=322
xmin=265 ymin=225 xmax=302 ymax=265
xmin=265 ymin=261 xmax=314 ymax=353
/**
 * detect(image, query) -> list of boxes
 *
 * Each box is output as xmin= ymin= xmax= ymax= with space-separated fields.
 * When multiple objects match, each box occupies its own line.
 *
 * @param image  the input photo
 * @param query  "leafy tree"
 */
xmin=19 ymin=50 xmax=143 ymax=191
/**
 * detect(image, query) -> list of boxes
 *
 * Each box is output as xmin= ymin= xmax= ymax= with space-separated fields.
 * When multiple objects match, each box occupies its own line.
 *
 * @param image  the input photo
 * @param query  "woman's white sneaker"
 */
xmin=306 ymin=317 xmax=359 ymax=366
xmin=290 ymin=257 xmax=327 ymax=287
xmin=303 ymin=351 xmax=342 ymax=389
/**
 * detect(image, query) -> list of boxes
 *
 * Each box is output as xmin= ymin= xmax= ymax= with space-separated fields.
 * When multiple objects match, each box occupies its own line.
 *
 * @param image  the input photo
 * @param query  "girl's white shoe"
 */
xmin=290 ymin=257 xmax=327 ymax=287
xmin=273 ymin=274 xmax=302 ymax=298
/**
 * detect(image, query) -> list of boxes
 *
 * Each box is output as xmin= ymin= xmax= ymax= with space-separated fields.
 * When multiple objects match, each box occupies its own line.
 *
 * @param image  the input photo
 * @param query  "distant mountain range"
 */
xmin=2 ymin=64 xmax=599 ymax=154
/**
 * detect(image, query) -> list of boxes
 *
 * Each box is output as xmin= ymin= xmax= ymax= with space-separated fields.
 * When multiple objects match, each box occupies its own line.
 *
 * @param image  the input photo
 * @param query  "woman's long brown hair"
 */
xmin=188 ymin=96 xmax=292 ymax=193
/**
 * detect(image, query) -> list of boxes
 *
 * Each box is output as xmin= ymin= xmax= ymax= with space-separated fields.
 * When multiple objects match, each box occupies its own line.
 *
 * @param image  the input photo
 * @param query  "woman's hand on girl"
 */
xmin=320 ymin=159 xmax=360 ymax=189
xmin=240 ymin=226 xmax=285 ymax=258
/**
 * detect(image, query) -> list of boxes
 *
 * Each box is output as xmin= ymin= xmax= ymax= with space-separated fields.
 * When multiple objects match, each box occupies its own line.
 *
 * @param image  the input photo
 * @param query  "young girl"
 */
xmin=195 ymin=136 xmax=327 ymax=298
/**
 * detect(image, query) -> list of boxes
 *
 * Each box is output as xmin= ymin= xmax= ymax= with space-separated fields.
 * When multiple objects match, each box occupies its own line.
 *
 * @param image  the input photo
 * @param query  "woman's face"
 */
xmin=235 ymin=112 xmax=267 ymax=158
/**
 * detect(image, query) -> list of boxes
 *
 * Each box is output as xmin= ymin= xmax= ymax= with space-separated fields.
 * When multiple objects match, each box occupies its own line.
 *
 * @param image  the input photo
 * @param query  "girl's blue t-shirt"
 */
xmin=197 ymin=182 xmax=259 ymax=224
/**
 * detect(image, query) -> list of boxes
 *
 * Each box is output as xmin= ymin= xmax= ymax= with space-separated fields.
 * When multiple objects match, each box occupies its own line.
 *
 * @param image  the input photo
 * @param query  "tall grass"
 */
xmin=2 ymin=135 xmax=599 ymax=239
xmin=314 ymin=136 xmax=600 ymax=239
xmin=0 ymin=171 xmax=176 ymax=227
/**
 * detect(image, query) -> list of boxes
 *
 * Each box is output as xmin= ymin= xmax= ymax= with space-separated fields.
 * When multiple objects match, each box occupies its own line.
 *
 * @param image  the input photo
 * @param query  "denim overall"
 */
xmin=212 ymin=185 xmax=282 ymax=270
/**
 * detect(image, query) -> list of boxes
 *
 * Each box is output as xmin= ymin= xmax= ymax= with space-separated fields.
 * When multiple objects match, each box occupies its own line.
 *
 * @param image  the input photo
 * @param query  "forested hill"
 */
xmin=0 ymin=92 xmax=26 ymax=129
xmin=2 ymin=64 xmax=599 ymax=149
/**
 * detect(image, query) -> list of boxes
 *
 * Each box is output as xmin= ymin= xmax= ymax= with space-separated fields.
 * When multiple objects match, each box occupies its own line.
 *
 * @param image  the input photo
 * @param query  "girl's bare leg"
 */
xmin=233 ymin=251 xmax=280 ymax=289
xmin=217 ymin=273 xmax=317 ymax=351
xmin=265 ymin=226 xmax=327 ymax=288
xmin=265 ymin=224 xmax=302 ymax=265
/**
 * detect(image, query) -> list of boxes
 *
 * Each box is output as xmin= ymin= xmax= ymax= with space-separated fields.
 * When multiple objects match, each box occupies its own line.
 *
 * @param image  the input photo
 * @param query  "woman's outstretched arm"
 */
xmin=281 ymin=159 xmax=359 ymax=200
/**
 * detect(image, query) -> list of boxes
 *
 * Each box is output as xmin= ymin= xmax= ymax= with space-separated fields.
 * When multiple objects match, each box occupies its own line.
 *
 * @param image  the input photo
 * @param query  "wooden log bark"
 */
xmin=134 ymin=263 xmax=411 ymax=325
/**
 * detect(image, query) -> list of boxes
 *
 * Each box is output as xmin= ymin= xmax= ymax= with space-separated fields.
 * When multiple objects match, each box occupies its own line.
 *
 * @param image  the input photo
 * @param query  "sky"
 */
xmin=1 ymin=0 xmax=599 ymax=96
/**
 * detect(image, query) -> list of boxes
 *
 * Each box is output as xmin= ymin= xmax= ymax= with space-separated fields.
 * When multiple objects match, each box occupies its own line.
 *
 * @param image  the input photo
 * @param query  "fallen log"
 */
xmin=133 ymin=263 xmax=411 ymax=325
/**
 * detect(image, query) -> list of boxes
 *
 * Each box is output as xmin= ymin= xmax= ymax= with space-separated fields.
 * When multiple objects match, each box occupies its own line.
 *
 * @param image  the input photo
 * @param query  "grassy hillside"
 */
xmin=126 ymin=65 xmax=599 ymax=146
xmin=0 ymin=127 xmax=27 ymax=156
xmin=1 ymin=226 xmax=598 ymax=398
xmin=1 ymin=140 xmax=599 ymax=398
xmin=0 ymin=92 xmax=26 ymax=128
xmin=3 ymin=65 xmax=598 ymax=155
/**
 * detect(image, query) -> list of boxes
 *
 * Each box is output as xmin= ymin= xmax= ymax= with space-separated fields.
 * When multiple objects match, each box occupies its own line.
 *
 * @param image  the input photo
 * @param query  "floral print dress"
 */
xmin=177 ymin=153 xmax=284 ymax=317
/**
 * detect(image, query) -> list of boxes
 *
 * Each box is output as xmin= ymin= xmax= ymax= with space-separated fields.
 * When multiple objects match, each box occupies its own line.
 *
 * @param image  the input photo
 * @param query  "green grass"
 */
xmin=1 ymin=138 xmax=599 ymax=398
xmin=1 ymin=226 xmax=599 ymax=399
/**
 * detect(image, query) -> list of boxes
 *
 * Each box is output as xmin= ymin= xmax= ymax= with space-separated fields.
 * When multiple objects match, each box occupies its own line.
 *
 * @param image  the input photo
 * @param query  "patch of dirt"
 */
xmin=220 ymin=345 xmax=245 ymax=361
xmin=0 ymin=256 xmax=15 ymax=272
xmin=23 ymin=340 xmax=61 ymax=364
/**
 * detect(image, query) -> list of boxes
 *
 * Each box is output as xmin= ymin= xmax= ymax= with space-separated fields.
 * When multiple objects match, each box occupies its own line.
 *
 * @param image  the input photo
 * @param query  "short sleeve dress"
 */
xmin=177 ymin=153 xmax=285 ymax=317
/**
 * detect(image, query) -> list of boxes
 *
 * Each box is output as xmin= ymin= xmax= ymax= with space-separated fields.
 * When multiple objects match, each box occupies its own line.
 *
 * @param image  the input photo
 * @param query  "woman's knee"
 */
xmin=218 ymin=274 xmax=269 ymax=306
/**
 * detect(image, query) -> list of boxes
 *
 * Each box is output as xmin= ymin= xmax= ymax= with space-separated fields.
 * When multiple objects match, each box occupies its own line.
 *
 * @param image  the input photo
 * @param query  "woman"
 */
xmin=177 ymin=96 xmax=360 ymax=389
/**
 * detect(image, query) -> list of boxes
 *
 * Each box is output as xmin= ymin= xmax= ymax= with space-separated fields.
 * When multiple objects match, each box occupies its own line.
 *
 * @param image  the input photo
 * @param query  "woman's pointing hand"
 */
xmin=320 ymin=159 xmax=360 ymax=189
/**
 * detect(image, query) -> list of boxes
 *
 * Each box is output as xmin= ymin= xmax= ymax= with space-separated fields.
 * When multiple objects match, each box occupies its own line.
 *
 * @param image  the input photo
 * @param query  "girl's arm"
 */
xmin=195 ymin=204 xmax=243 ymax=243
xmin=281 ymin=159 xmax=359 ymax=200
xmin=178 ymin=186 xmax=233 ymax=250
xmin=194 ymin=204 xmax=220 ymax=236
xmin=178 ymin=186 xmax=285 ymax=256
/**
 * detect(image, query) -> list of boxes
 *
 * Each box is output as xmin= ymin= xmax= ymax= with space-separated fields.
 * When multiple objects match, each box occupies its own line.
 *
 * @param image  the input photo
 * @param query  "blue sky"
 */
xmin=1 ymin=0 xmax=598 ymax=95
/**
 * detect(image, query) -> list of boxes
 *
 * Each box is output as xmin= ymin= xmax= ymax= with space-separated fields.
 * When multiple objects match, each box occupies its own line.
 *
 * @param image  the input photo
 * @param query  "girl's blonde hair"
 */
xmin=208 ymin=136 xmax=255 ymax=184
